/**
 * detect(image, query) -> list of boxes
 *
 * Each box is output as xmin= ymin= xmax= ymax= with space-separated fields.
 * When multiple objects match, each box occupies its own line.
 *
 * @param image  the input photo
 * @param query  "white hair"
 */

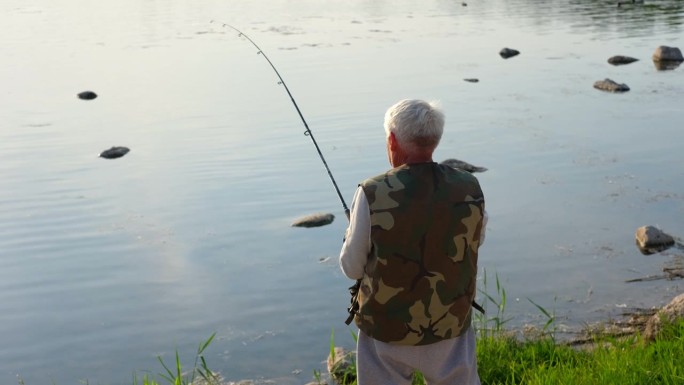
xmin=383 ymin=99 xmax=444 ymax=152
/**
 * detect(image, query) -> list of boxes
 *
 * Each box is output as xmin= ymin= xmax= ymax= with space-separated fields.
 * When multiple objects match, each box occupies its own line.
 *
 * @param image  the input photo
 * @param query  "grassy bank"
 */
xmin=323 ymin=319 xmax=684 ymax=385
xmin=326 ymin=273 xmax=684 ymax=385
xmin=475 ymin=321 xmax=684 ymax=385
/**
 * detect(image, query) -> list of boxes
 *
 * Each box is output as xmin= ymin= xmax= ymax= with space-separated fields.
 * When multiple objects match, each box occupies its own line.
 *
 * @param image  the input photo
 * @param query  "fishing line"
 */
xmin=212 ymin=21 xmax=350 ymax=217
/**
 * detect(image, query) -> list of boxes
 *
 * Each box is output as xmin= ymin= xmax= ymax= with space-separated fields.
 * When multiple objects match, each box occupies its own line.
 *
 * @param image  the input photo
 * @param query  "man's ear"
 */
xmin=388 ymin=132 xmax=399 ymax=150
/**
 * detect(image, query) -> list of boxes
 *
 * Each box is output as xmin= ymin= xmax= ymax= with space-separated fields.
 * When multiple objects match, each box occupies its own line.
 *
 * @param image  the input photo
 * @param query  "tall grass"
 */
xmin=476 ymin=321 xmax=684 ymax=385
xmin=475 ymin=270 xmax=513 ymax=337
xmin=133 ymin=333 xmax=220 ymax=385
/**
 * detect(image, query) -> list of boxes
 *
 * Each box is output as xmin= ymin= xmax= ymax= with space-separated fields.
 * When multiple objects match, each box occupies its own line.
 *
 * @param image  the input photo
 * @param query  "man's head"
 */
xmin=383 ymin=99 xmax=444 ymax=167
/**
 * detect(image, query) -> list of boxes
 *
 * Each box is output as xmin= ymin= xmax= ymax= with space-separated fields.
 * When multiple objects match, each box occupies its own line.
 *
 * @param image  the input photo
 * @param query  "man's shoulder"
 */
xmin=359 ymin=166 xmax=402 ymax=187
xmin=440 ymin=163 xmax=481 ymax=184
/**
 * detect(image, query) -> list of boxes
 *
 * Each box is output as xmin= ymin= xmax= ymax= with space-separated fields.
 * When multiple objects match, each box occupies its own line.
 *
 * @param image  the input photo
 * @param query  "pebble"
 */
xmin=499 ymin=48 xmax=520 ymax=59
xmin=99 ymin=146 xmax=130 ymax=159
xmin=593 ymin=78 xmax=630 ymax=93
xmin=78 ymin=91 xmax=98 ymax=100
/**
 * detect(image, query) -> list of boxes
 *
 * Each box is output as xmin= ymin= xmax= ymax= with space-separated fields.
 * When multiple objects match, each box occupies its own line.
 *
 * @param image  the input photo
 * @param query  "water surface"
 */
xmin=1 ymin=0 xmax=683 ymax=384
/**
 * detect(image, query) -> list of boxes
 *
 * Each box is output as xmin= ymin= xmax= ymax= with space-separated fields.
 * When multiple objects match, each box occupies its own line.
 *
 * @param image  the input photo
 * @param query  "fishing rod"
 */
xmin=215 ymin=23 xmax=484 ymax=325
xmin=213 ymin=21 xmax=350 ymax=217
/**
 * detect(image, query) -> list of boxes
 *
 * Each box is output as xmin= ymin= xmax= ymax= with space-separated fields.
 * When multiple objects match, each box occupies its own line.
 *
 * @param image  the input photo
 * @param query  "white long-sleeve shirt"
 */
xmin=339 ymin=186 xmax=488 ymax=280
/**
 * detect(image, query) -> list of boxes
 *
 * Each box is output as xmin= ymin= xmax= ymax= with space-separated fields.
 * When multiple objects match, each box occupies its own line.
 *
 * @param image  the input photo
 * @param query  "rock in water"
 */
xmin=78 ymin=91 xmax=98 ymax=100
xmin=99 ymin=146 xmax=130 ymax=159
xmin=607 ymin=55 xmax=639 ymax=65
xmin=635 ymin=225 xmax=675 ymax=255
xmin=291 ymin=212 xmax=335 ymax=228
xmin=652 ymin=46 xmax=684 ymax=62
xmin=499 ymin=48 xmax=520 ymax=59
xmin=593 ymin=78 xmax=630 ymax=93
xmin=440 ymin=158 xmax=488 ymax=173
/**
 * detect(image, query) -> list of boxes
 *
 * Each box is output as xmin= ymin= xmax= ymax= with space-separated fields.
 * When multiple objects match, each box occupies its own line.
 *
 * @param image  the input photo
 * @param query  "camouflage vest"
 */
xmin=356 ymin=162 xmax=485 ymax=346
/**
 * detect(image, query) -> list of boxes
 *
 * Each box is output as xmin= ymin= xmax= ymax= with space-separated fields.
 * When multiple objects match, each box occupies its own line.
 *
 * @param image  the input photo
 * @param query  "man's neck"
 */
xmin=393 ymin=154 xmax=433 ymax=167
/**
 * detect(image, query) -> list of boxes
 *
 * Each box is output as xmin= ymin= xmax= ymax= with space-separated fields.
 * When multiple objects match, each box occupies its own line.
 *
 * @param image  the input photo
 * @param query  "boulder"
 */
xmin=499 ymin=48 xmax=520 ymax=59
xmin=652 ymin=46 xmax=684 ymax=62
xmin=643 ymin=293 xmax=684 ymax=342
xmin=607 ymin=55 xmax=639 ymax=65
xmin=327 ymin=347 xmax=356 ymax=385
xmin=635 ymin=225 xmax=675 ymax=255
xmin=593 ymin=78 xmax=629 ymax=93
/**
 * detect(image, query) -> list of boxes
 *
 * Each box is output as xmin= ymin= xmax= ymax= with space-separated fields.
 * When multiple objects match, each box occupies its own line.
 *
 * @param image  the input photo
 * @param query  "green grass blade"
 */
xmin=198 ymin=332 xmax=216 ymax=354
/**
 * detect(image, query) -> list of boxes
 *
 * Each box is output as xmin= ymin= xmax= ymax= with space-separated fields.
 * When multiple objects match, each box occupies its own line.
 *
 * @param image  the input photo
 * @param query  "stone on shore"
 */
xmin=291 ymin=212 xmax=335 ymax=228
xmin=635 ymin=225 xmax=675 ymax=255
xmin=607 ymin=55 xmax=639 ymax=65
xmin=593 ymin=78 xmax=630 ymax=93
xmin=327 ymin=347 xmax=356 ymax=385
xmin=499 ymin=48 xmax=520 ymax=59
xmin=99 ymin=146 xmax=130 ymax=159
xmin=652 ymin=46 xmax=684 ymax=62
xmin=643 ymin=293 xmax=684 ymax=342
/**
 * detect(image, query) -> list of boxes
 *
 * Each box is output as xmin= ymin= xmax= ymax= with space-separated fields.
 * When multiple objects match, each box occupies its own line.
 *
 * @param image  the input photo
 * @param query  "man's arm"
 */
xmin=480 ymin=209 xmax=488 ymax=246
xmin=339 ymin=186 xmax=371 ymax=280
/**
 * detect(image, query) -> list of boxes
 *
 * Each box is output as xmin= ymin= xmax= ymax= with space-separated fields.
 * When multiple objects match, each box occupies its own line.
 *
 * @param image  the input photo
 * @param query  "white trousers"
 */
xmin=356 ymin=326 xmax=480 ymax=385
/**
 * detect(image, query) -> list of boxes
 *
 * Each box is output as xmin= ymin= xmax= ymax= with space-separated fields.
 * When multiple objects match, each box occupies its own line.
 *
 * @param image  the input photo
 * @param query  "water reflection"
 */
xmin=654 ymin=59 xmax=682 ymax=70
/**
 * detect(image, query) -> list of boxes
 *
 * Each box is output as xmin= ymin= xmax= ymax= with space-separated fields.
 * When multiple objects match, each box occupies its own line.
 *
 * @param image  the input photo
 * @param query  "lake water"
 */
xmin=1 ymin=0 xmax=683 ymax=384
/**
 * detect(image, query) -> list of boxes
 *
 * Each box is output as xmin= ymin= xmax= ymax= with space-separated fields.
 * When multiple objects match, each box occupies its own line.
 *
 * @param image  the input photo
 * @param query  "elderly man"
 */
xmin=339 ymin=99 xmax=486 ymax=385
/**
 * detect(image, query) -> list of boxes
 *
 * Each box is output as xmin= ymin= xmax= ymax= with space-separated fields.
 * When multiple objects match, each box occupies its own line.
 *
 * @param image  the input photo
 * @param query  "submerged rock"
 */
xmin=635 ymin=225 xmax=675 ymax=255
xmin=291 ymin=212 xmax=335 ymax=228
xmin=652 ymin=46 xmax=684 ymax=62
xmin=78 ymin=91 xmax=98 ymax=100
xmin=593 ymin=78 xmax=630 ymax=93
xmin=499 ymin=47 xmax=520 ymax=59
xmin=607 ymin=55 xmax=639 ymax=65
xmin=99 ymin=146 xmax=130 ymax=159
xmin=441 ymin=158 xmax=488 ymax=173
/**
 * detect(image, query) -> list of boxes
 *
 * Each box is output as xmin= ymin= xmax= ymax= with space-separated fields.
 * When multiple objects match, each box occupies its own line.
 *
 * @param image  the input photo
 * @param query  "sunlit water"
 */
xmin=1 ymin=0 xmax=683 ymax=384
